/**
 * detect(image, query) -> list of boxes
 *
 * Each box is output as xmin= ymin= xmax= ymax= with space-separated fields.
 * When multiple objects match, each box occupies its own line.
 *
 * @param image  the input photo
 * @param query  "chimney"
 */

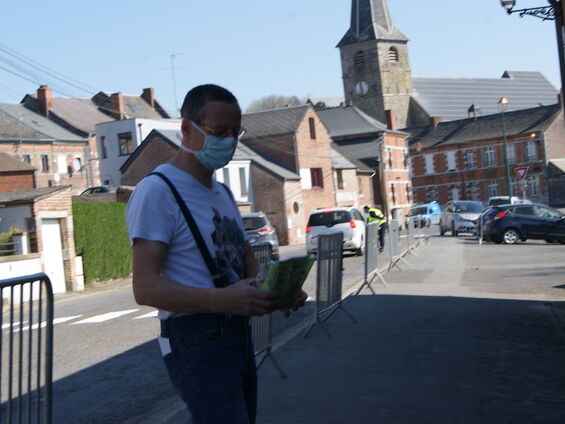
xmin=110 ymin=92 xmax=125 ymax=120
xmin=141 ymin=87 xmax=155 ymax=108
xmin=37 ymin=85 xmax=53 ymax=117
xmin=429 ymin=117 xmax=442 ymax=128
xmin=385 ymin=109 xmax=397 ymax=131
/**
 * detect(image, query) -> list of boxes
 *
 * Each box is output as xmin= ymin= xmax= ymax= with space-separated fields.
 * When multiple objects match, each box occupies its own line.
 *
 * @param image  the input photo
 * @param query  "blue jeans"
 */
xmin=160 ymin=313 xmax=257 ymax=424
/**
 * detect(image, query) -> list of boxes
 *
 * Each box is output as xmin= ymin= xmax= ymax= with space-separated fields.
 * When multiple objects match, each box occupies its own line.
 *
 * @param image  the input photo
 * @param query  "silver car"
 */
xmin=242 ymin=212 xmax=280 ymax=260
xmin=440 ymin=201 xmax=484 ymax=236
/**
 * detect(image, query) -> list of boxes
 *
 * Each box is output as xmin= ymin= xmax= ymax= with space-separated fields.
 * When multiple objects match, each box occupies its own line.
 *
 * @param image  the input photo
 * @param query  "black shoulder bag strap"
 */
xmin=148 ymin=172 xmax=228 ymax=288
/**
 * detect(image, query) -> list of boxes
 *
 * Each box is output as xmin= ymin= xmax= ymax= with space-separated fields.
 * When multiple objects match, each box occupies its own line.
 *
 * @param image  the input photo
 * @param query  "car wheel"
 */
xmin=494 ymin=239 xmax=503 ymax=244
xmin=545 ymin=240 xmax=557 ymax=244
xmin=451 ymin=222 xmax=457 ymax=237
xmin=560 ymin=241 xmax=565 ymax=245
xmin=502 ymin=228 xmax=520 ymax=244
xmin=439 ymin=224 xmax=445 ymax=236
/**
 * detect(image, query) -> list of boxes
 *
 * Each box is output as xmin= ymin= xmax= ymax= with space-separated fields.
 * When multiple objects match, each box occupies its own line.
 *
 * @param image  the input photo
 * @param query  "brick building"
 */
xmin=318 ymin=105 xmax=412 ymax=220
xmin=0 ymin=153 xmax=35 ymax=192
xmin=20 ymin=85 xmax=170 ymax=188
xmin=406 ymin=104 xmax=564 ymax=205
xmin=0 ymin=102 xmax=90 ymax=192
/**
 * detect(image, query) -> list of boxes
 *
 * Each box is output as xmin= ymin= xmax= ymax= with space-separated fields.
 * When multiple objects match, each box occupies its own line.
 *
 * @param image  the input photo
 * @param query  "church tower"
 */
xmin=338 ymin=0 xmax=412 ymax=128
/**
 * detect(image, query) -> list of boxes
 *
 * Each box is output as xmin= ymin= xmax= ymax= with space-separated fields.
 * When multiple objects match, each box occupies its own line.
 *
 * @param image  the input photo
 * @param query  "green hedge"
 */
xmin=73 ymin=202 xmax=131 ymax=284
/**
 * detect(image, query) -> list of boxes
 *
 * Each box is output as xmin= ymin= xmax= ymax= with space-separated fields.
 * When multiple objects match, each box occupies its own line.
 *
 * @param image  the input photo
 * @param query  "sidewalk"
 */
xmin=151 ymin=236 xmax=565 ymax=423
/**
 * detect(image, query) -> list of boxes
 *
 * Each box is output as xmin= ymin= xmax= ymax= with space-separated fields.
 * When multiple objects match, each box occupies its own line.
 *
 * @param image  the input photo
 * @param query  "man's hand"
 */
xmin=281 ymin=290 xmax=308 ymax=318
xmin=217 ymin=279 xmax=279 ymax=316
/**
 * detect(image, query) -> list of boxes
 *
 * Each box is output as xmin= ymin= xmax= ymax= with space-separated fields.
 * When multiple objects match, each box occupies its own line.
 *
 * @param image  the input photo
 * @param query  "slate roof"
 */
xmin=331 ymin=144 xmax=374 ymax=173
xmin=337 ymin=0 xmax=408 ymax=46
xmin=404 ymin=103 xmax=561 ymax=149
xmin=0 ymin=186 xmax=69 ymax=205
xmin=0 ymin=153 xmax=36 ymax=172
xmin=241 ymin=105 xmax=309 ymax=141
xmin=412 ymin=71 xmax=558 ymax=122
xmin=333 ymin=135 xmax=383 ymax=168
xmin=317 ymin=106 xmax=389 ymax=139
xmin=307 ymin=97 xmax=346 ymax=108
xmin=0 ymin=103 xmax=87 ymax=142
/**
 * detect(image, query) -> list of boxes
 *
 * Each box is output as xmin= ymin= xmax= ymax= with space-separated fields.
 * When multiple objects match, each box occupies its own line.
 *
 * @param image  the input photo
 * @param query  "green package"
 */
xmin=261 ymin=255 xmax=315 ymax=309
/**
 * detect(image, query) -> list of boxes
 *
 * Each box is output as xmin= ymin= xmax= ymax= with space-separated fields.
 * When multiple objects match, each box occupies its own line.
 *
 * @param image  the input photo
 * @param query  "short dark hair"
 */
xmin=180 ymin=84 xmax=239 ymax=122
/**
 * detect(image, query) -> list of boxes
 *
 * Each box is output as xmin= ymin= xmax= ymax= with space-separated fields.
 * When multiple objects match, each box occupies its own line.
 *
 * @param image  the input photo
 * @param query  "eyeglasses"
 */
xmin=198 ymin=122 xmax=246 ymax=139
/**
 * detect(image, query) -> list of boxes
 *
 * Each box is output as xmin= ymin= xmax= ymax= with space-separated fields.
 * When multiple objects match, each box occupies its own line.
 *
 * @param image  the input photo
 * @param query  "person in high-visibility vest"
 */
xmin=364 ymin=205 xmax=386 ymax=252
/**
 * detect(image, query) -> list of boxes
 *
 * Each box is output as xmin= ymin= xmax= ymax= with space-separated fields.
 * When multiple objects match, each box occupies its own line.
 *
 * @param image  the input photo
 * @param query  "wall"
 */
xmin=32 ymin=187 xmax=78 ymax=291
xmin=121 ymin=136 xmax=177 ymax=185
xmin=544 ymin=110 xmax=565 ymax=160
xmin=96 ymin=118 xmax=181 ymax=185
xmin=0 ymin=171 xmax=35 ymax=192
xmin=381 ymin=132 xmax=411 ymax=219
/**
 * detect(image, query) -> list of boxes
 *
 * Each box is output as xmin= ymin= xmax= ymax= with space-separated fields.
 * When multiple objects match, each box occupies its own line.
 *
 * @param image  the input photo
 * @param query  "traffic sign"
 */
xmin=514 ymin=166 xmax=529 ymax=180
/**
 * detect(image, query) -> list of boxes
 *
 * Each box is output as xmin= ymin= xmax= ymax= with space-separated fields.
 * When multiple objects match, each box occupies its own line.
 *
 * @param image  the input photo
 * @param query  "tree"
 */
xmin=245 ymin=95 xmax=304 ymax=113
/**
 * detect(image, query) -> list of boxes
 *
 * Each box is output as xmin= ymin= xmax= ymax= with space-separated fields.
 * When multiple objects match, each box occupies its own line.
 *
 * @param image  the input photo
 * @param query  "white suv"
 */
xmin=306 ymin=207 xmax=366 ymax=256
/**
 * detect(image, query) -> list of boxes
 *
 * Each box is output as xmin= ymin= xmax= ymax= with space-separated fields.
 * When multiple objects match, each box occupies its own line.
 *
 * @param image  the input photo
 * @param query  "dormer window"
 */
xmin=388 ymin=47 xmax=399 ymax=63
xmin=354 ymin=51 xmax=365 ymax=66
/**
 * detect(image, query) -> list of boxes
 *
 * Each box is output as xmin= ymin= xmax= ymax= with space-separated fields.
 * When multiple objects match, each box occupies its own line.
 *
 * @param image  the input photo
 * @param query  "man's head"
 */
xmin=179 ymin=84 xmax=242 ymax=170
xmin=363 ymin=205 xmax=370 ymax=213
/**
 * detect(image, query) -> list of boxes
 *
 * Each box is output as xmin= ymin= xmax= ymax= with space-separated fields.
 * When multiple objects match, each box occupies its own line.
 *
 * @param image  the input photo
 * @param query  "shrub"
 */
xmin=73 ymin=202 xmax=131 ymax=284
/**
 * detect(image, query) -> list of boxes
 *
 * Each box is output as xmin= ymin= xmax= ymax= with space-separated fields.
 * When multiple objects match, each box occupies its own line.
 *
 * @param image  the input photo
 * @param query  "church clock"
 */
xmin=354 ymin=81 xmax=369 ymax=97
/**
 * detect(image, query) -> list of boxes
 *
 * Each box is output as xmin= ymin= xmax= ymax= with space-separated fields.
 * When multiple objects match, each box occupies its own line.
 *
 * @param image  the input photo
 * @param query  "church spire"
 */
xmin=338 ymin=0 xmax=407 ymax=47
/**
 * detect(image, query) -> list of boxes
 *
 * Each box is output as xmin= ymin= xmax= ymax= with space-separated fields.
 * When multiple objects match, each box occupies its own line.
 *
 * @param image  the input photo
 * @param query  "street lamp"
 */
xmin=498 ymin=97 xmax=513 ymax=197
xmin=500 ymin=0 xmax=565 ymax=126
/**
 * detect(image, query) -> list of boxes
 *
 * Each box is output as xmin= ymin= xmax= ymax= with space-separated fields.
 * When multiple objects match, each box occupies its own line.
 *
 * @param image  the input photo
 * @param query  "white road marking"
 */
xmin=2 ymin=321 xmax=27 ymax=330
xmin=6 ymin=315 xmax=83 ymax=332
xmin=134 ymin=311 xmax=158 ymax=320
xmin=71 ymin=309 xmax=139 ymax=325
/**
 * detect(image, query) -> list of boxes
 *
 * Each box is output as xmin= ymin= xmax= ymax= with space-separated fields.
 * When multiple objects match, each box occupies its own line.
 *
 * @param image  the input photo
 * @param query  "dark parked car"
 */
xmin=481 ymin=203 xmax=565 ymax=244
xmin=80 ymin=185 xmax=118 ymax=195
xmin=242 ymin=212 xmax=280 ymax=259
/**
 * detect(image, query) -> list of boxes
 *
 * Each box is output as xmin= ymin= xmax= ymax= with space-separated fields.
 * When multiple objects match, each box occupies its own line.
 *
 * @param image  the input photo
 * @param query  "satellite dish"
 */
xmin=53 ymin=173 xmax=61 ymax=183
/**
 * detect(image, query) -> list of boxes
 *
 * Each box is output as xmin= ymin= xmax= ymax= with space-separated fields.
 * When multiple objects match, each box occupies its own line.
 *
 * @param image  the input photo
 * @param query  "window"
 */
xmin=465 ymin=150 xmax=476 ymax=169
xmin=449 ymin=184 xmax=459 ymax=201
xmin=424 ymin=154 xmax=434 ymax=175
xmin=426 ymin=186 xmax=437 ymax=203
xmin=391 ymin=183 xmax=396 ymax=204
xmin=447 ymin=151 xmax=456 ymax=172
xmin=403 ymin=153 xmax=408 ymax=169
xmin=354 ymin=51 xmax=365 ymax=66
xmin=99 ymin=136 xmax=107 ymax=159
xmin=21 ymin=154 xmax=31 ymax=164
xmin=57 ymin=155 xmax=67 ymax=174
xmin=41 ymin=155 xmax=49 ymax=172
xmin=311 ymin=168 xmax=323 ymax=188
xmin=506 ymin=144 xmax=516 ymax=164
xmin=526 ymin=175 xmax=540 ymax=197
xmin=388 ymin=47 xmax=399 ymax=63
xmin=467 ymin=182 xmax=480 ymax=201
xmin=483 ymin=146 xmax=496 ymax=167
xmin=524 ymin=141 xmax=537 ymax=162
xmin=487 ymin=179 xmax=499 ymax=198
xmin=387 ymin=149 xmax=393 ymax=169
xmin=239 ymin=167 xmax=247 ymax=196
xmin=537 ymin=206 xmax=561 ymax=218
xmin=336 ymin=169 xmax=344 ymax=189
xmin=406 ymin=184 xmax=411 ymax=202
xmin=118 ymin=132 xmax=134 ymax=156
xmin=308 ymin=118 xmax=316 ymax=139
xmin=73 ymin=157 xmax=82 ymax=172
xmin=127 ymin=103 xmax=142 ymax=114
xmin=223 ymin=168 xmax=230 ymax=187
xmin=512 ymin=206 xmax=536 ymax=216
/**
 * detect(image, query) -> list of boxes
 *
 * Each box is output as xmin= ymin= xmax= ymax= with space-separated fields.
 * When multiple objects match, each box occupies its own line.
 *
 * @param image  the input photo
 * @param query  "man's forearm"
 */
xmin=133 ymin=274 xmax=223 ymax=313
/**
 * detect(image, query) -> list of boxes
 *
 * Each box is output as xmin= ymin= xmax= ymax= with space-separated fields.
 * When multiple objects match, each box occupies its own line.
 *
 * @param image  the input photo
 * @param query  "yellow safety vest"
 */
xmin=367 ymin=208 xmax=386 ymax=226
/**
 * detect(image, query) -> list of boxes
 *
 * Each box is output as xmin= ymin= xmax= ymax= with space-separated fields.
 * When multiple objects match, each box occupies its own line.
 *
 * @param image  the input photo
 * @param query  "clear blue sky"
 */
xmin=0 ymin=0 xmax=559 ymax=116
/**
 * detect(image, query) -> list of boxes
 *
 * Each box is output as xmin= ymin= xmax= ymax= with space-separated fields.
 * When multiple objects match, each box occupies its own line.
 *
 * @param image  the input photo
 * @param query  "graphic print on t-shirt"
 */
xmin=211 ymin=207 xmax=245 ymax=284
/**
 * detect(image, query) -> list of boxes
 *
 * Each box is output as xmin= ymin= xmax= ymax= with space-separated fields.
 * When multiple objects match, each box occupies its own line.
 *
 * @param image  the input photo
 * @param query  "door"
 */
xmin=511 ymin=206 xmax=542 ymax=238
xmin=536 ymin=206 xmax=565 ymax=240
xmin=40 ymin=219 xmax=66 ymax=294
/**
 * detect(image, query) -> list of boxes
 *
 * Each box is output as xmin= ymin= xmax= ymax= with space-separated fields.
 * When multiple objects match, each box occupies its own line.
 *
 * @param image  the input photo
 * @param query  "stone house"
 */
xmin=405 ymin=104 xmax=564 ymax=205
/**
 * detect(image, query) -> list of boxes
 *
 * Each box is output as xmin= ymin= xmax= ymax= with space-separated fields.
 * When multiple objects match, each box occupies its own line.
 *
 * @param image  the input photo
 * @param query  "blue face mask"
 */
xmin=178 ymin=121 xmax=238 ymax=170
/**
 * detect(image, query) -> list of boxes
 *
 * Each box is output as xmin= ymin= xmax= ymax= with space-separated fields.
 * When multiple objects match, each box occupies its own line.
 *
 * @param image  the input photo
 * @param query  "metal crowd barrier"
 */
xmin=406 ymin=218 xmax=417 ymax=253
xmin=355 ymin=223 xmax=387 ymax=295
xmin=387 ymin=220 xmax=410 ymax=271
xmin=0 ymin=273 xmax=53 ymax=424
xmin=304 ymin=232 xmax=356 ymax=338
xmin=250 ymin=243 xmax=286 ymax=378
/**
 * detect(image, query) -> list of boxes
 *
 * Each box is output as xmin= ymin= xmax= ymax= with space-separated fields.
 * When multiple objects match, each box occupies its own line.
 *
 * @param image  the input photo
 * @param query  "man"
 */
xmin=364 ymin=205 xmax=386 ymax=252
xmin=126 ymin=84 xmax=306 ymax=424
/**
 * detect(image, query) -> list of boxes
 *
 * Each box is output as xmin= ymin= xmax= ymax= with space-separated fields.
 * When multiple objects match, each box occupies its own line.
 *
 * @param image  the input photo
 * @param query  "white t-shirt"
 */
xmin=126 ymin=163 xmax=247 ymax=319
